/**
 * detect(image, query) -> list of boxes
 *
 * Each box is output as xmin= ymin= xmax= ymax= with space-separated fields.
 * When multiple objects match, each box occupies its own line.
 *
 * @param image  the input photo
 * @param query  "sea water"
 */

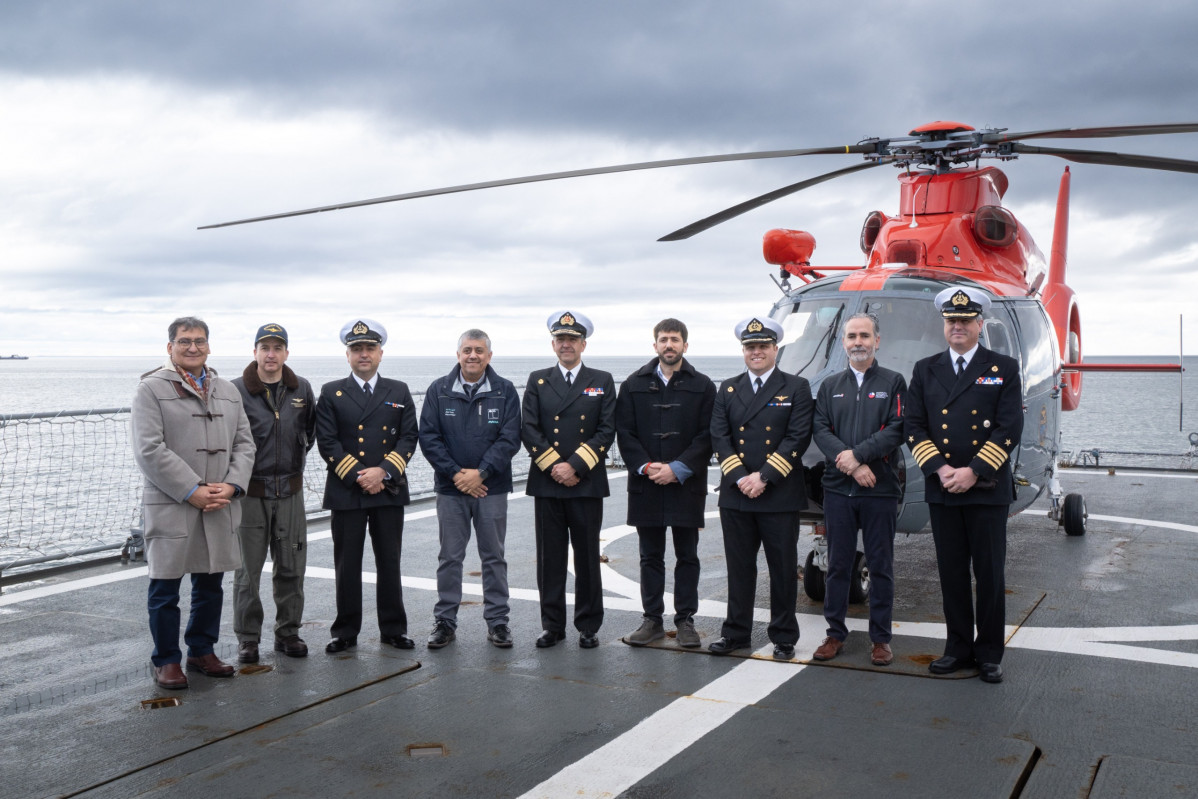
xmin=2 ymin=354 xmax=1194 ymax=455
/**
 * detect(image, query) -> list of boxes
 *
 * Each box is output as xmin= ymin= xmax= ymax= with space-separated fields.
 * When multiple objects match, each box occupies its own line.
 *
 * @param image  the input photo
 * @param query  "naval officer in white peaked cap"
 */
xmin=521 ymin=310 xmax=616 ymax=649
xmin=315 ymin=317 xmax=419 ymax=654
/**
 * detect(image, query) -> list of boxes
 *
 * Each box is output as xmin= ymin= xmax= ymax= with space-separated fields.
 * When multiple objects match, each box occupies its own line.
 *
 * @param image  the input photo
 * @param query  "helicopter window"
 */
xmin=983 ymin=317 xmax=1015 ymax=357
xmin=860 ymin=297 xmax=950 ymax=377
xmin=1010 ymin=302 xmax=1056 ymax=395
xmin=774 ymin=300 xmax=845 ymax=379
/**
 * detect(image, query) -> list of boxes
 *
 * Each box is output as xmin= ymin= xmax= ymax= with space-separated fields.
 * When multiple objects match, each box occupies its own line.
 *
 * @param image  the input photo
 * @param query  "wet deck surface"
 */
xmin=2 ymin=467 xmax=1196 ymax=798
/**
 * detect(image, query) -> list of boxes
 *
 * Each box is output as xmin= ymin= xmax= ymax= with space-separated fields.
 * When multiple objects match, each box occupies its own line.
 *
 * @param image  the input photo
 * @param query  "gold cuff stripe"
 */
xmin=334 ymin=455 xmax=359 ymax=480
xmin=976 ymin=449 xmax=1003 ymax=470
xmin=536 ymin=449 xmax=561 ymax=469
xmin=720 ymin=455 xmax=743 ymax=475
xmin=384 ymin=451 xmax=407 ymax=474
xmin=977 ymin=442 xmax=1008 ymax=469
xmin=576 ymin=444 xmax=599 ymax=470
xmin=766 ymin=453 xmax=792 ymax=476
xmin=911 ymin=441 xmax=939 ymax=467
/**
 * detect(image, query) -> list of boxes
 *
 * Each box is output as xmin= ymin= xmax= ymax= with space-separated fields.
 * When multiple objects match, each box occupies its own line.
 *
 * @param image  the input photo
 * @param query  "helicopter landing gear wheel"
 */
xmin=1062 ymin=493 xmax=1087 ymax=536
xmin=803 ymin=550 xmax=826 ymax=602
xmin=848 ymin=551 xmax=870 ymax=604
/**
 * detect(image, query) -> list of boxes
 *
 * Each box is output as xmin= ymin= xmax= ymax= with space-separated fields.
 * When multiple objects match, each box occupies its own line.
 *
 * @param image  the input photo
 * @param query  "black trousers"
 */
xmin=822 ymin=492 xmax=897 ymax=643
xmin=330 ymin=506 xmax=407 ymax=640
xmin=928 ymin=502 xmax=1008 ymax=663
xmin=637 ymin=525 xmax=700 ymax=625
xmin=534 ymin=496 xmax=604 ymax=634
xmin=719 ymin=507 xmax=799 ymax=645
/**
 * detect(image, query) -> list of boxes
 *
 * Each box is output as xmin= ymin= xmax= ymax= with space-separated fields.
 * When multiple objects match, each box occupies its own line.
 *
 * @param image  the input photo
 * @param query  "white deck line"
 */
xmin=517 ymin=648 xmax=804 ymax=799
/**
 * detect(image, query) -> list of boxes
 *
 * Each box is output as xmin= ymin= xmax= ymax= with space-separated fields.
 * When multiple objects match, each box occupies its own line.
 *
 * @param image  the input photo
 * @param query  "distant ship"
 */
xmin=0 ymin=354 xmax=28 ymax=360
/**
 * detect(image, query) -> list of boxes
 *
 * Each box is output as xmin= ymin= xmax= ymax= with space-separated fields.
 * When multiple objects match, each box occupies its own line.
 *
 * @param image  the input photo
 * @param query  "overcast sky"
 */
xmin=2 ymin=1 xmax=1196 ymax=360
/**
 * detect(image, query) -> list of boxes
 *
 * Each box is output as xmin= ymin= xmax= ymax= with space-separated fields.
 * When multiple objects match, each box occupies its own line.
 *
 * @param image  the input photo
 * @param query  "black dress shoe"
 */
xmin=381 ymin=634 xmax=416 ymax=650
xmin=579 ymin=632 xmax=599 ymax=649
xmin=928 ymin=654 xmax=976 ymax=674
xmin=773 ymin=642 xmax=796 ymax=660
xmin=325 ymin=637 xmax=357 ymax=654
xmin=487 ymin=624 xmax=513 ymax=648
xmin=979 ymin=662 xmax=1004 ymax=683
xmin=535 ymin=629 xmax=566 ymax=648
xmin=427 ymin=621 xmax=455 ymax=649
xmin=708 ymin=636 xmax=750 ymax=655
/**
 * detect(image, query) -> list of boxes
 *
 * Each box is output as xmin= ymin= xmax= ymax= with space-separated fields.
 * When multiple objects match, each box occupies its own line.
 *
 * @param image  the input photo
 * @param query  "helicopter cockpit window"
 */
xmin=774 ymin=300 xmax=845 ymax=379
xmin=859 ymin=298 xmax=951 ymax=377
xmin=983 ymin=316 xmax=1015 ymax=357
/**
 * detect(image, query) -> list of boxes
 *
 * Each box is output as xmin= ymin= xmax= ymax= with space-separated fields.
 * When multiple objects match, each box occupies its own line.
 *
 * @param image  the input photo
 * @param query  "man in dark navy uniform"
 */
xmin=905 ymin=287 xmax=1023 ymax=683
xmin=522 ymin=310 xmax=616 ymax=649
xmin=616 ymin=318 xmax=715 ymax=649
xmin=708 ymin=317 xmax=814 ymax=660
xmin=316 ymin=319 xmax=419 ymax=654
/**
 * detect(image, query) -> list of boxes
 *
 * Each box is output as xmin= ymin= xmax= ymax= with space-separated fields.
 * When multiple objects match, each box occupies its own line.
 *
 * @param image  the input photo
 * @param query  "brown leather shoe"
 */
xmin=812 ymin=637 xmax=844 ymax=661
xmin=871 ymin=642 xmax=893 ymax=666
xmin=274 ymin=635 xmax=309 ymax=658
xmin=153 ymin=662 xmax=188 ymax=689
xmin=186 ymin=653 xmax=236 ymax=677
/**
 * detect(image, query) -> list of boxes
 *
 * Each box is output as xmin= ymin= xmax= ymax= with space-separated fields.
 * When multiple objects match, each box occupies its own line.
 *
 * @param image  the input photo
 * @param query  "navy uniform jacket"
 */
xmin=905 ymin=346 xmax=1023 ymax=506
xmin=711 ymin=369 xmax=814 ymax=513
xmin=315 ymin=376 xmax=419 ymax=510
xmin=521 ymin=364 xmax=616 ymax=500
xmin=615 ymin=357 xmax=716 ymax=528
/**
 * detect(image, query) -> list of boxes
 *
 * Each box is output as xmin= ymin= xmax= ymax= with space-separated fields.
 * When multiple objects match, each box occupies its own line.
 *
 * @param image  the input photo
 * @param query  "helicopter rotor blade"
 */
xmin=986 ymin=123 xmax=1198 ymax=143
xmin=658 ymin=161 xmax=884 ymax=242
xmin=1011 ymin=143 xmax=1198 ymax=174
xmin=198 ymin=143 xmax=876 ymax=229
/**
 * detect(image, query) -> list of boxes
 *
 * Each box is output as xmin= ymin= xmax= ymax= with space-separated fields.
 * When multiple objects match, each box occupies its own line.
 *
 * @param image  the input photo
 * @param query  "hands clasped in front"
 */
xmin=187 ymin=482 xmax=237 ymax=512
xmin=549 ymin=462 xmax=580 ymax=487
xmin=937 ymin=464 xmax=978 ymax=494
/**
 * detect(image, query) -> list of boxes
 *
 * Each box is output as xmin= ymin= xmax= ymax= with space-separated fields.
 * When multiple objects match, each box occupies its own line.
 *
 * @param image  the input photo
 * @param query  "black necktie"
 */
xmin=364 ymin=381 xmax=372 ymax=397
xmin=465 ymin=382 xmax=477 ymax=399
xmin=754 ymin=376 xmax=763 ymax=393
xmin=956 ymin=356 xmax=966 ymax=375
xmin=565 ymin=371 xmax=573 ymax=388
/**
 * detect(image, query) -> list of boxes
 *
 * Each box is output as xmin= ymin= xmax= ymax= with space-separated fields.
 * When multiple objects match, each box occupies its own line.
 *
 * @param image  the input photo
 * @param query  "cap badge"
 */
xmin=747 ymin=319 xmax=764 ymax=333
xmin=559 ymin=313 xmax=575 ymax=326
xmin=352 ymin=321 xmax=368 ymax=335
xmin=951 ymin=291 xmax=969 ymax=307
xmin=263 ymin=324 xmax=282 ymax=333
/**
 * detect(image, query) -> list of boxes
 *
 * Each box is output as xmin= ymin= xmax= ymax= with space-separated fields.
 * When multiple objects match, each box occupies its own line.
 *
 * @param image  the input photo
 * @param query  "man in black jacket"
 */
xmin=709 ymin=317 xmax=814 ymax=660
xmin=811 ymin=313 xmax=906 ymax=667
xmin=905 ymin=287 xmax=1023 ymax=684
xmin=418 ymin=329 xmax=522 ymax=649
xmin=522 ymin=310 xmax=616 ymax=649
xmin=616 ymin=318 xmax=715 ymax=649
xmin=316 ymin=319 xmax=419 ymax=654
xmin=231 ymin=323 xmax=317 ymax=663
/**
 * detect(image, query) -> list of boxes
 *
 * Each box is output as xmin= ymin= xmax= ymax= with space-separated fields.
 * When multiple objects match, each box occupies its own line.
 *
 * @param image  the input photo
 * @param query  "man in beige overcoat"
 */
xmin=131 ymin=316 xmax=255 ymax=689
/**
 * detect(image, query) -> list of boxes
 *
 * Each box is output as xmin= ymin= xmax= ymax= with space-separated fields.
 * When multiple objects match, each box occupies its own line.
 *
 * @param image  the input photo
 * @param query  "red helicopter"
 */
xmin=204 ymin=121 xmax=1197 ymax=600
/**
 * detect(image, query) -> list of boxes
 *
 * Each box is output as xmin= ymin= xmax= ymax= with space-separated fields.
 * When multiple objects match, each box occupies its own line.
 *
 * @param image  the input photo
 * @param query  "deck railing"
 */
xmin=1 ymin=387 xmax=606 ymax=581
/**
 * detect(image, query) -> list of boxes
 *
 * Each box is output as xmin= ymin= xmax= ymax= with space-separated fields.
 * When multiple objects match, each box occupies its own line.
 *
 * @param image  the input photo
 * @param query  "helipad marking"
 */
xmin=517 ymin=647 xmax=802 ymax=799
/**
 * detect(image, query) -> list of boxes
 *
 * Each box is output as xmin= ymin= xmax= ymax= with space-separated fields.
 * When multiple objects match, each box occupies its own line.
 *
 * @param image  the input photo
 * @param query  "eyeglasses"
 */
xmin=173 ymin=338 xmax=209 ymax=349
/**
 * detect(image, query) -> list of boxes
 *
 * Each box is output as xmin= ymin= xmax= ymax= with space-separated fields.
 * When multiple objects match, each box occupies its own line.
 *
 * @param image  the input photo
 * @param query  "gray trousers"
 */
xmin=435 ymin=492 xmax=510 ymax=628
xmin=233 ymin=492 xmax=307 ymax=642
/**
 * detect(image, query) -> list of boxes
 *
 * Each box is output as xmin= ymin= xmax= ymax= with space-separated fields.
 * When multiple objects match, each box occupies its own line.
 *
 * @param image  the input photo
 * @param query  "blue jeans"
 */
xmin=148 ymin=572 xmax=225 ymax=666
